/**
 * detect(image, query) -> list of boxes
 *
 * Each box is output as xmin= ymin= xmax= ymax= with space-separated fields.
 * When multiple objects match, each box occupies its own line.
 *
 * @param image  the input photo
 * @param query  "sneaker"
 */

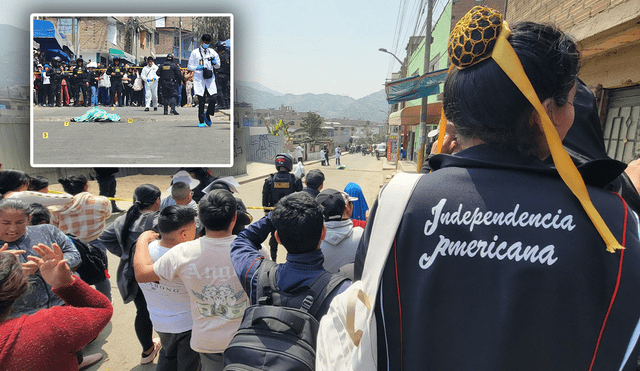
xmin=140 ymin=338 xmax=161 ymax=365
xmin=144 ymin=107 xmax=149 ymax=111
xmin=204 ymin=115 xmax=212 ymax=127
xmin=198 ymin=122 xmax=206 ymax=128
xmin=171 ymin=110 xmax=179 ymax=115
xmin=79 ymin=353 xmax=103 ymax=369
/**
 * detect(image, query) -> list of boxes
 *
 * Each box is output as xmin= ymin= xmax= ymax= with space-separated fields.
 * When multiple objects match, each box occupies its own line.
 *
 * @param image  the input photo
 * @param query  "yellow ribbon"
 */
xmin=491 ymin=21 xmax=623 ymax=252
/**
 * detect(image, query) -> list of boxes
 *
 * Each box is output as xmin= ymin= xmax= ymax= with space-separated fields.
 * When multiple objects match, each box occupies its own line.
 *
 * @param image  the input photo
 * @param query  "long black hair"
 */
xmin=120 ymin=184 xmax=161 ymax=245
xmin=0 ymin=170 xmax=30 ymax=198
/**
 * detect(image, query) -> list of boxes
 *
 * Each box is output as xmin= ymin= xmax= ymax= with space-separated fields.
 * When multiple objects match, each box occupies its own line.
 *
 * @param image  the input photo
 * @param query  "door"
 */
xmin=603 ymin=86 xmax=640 ymax=163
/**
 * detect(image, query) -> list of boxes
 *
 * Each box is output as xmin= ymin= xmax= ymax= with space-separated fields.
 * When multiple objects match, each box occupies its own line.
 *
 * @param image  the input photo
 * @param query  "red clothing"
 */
xmin=0 ymin=277 xmax=113 ymax=371
xmin=352 ymin=219 xmax=367 ymax=229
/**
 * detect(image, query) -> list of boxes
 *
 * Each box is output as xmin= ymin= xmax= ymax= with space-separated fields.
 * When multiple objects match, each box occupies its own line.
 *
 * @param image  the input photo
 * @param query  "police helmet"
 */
xmin=274 ymin=153 xmax=293 ymax=172
xmin=214 ymin=41 xmax=226 ymax=52
xmin=166 ymin=54 xmax=174 ymax=61
xmin=76 ymin=57 xmax=83 ymax=64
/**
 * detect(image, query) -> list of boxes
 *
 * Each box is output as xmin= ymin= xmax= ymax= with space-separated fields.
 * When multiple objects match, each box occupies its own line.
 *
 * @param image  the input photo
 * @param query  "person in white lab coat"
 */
xmin=187 ymin=34 xmax=220 ymax=128
xmin=140 ymin=57 xmax=159 ymax=112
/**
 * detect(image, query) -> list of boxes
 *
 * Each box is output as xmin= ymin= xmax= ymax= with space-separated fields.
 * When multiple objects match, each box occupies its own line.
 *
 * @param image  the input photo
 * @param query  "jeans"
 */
xmin=91 ymin=86 xmax=98 ymax=106
xmin=157 ymin=330 xmax=200 ymax=371
xmin=93 ymin=277 xmax=112 ymax=302
xmin=199 ymin=352 xmax=223 ymax=371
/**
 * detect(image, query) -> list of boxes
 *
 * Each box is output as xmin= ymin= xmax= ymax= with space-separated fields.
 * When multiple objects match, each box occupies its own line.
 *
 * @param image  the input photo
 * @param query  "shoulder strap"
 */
xmin=256 ymin=259 xmax=278 ymax=305
xmin=360 ymin=173 xmax=424 ymax=307
xmin=305 ymin=272 xmax=349 ymax=317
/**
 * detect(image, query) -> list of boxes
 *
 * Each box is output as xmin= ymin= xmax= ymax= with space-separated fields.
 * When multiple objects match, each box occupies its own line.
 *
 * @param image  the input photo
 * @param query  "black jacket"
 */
xmin=357 ymin=144 xmax=640 ymax=371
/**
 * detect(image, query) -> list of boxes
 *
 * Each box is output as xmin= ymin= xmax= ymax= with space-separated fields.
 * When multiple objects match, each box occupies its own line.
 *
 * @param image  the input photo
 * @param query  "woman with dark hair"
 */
xmin=50 ymin=174 xmax=112 ymax=300
xmin=0 ymin=243 xmax=112 ymax=370
xmin=94 ymin=184 xmax=162 ymax=365
xmin=348 ymin=7 xmax=640 ymax=370
xmin=0 ymin=170 xmax=72 ymax=206
xmin=28 ymin=175 xmax=49 ymax=193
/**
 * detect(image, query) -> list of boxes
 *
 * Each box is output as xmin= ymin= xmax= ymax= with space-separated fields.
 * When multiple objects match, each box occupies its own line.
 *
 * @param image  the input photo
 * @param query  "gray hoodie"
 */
xmin=320 ymin=219 xmax=363 ymax=273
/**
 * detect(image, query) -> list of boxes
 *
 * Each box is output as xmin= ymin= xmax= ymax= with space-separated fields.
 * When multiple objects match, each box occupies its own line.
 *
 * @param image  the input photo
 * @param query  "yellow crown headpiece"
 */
xmin=440 ymin=6 xmax=623 ymax=252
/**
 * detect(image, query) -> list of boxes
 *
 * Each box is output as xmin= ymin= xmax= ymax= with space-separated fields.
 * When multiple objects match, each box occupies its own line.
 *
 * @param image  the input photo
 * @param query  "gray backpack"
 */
xmin=223 ymin=260 xmax=348 ymax=370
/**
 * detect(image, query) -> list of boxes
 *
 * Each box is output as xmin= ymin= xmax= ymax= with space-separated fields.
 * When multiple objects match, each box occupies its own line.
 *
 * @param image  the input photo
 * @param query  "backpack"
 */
xmin=315 ymin=172 xmax=423 ymax=371
xmin=66 ymin=233 xmax=109 ymax=285
xmin=223 ymin=259 xmax=349 ymax=371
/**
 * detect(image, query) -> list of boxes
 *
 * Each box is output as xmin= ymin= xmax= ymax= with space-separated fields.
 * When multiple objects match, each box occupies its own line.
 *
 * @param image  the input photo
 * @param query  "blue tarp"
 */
xmin=385 ymin=68 xmax=448 ymax=104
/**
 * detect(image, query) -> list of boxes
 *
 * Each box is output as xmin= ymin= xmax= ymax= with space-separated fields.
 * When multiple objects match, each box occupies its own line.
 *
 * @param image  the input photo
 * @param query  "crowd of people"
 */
xmin=32 ymin=35 xmax=231 ymax=121
xmin=7 ymin=7 xmax=640 ymax=371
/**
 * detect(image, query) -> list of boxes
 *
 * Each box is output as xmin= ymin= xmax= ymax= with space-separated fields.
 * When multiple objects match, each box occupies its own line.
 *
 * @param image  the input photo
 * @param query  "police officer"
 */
xmin=106 ymin=58 xmax=125 ymax=107
xmin=214 ymin=41 xmax=230 ymax=110
xmin=50 ymin=56 xmax=63 ymax=107
xmin=72 ymin=58 xmax=89 ymax=107
xmin=261 ymin=153 xmax=303 ymax=260
xmin=156 ymin=54 xmax=181 ymax=115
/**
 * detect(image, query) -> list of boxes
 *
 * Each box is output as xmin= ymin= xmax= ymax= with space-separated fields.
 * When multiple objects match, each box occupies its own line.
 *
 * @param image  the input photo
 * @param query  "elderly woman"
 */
xmin=0 ymin=199 xmax=80 ymax=318
xmin=350 ymin=7 xmax=640 ymax=370
xmin=0 ymin=243 xmax=112 ymax=370
xmin=94 ymin=184 xmax=162 ymax=365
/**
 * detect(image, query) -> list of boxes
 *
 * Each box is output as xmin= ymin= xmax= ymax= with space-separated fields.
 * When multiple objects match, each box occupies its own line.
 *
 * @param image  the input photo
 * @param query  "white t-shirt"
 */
xmin=139 ymin=241 xmax=192 ymax=334
xmin=153 ymin=235 xmax=248 ymax=353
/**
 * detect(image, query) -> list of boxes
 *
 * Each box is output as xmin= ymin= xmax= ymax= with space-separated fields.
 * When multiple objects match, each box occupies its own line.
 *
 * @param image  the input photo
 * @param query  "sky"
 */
xmin=1 ymin=0 xmax=439 ymax=99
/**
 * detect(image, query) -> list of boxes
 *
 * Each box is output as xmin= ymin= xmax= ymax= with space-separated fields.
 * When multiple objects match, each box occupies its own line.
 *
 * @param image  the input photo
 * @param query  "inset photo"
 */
xmin=31 ymin=14 xmax=233 ymax=167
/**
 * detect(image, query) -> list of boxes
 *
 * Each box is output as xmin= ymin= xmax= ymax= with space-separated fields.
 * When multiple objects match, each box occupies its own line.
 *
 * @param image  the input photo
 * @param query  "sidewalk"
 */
xmin=236 ymin=158 xmax=326 ymax=184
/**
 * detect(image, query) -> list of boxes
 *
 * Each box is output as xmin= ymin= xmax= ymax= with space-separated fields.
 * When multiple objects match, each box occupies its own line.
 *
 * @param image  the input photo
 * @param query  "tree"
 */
xmin=195 ymin=16 xmax=231 ymax=43
xmin=301 ymin=112 xmax=326 ymax=144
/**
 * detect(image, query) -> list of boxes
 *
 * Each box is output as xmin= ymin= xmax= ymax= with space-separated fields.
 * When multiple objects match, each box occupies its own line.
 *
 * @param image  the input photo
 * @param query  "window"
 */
xmin=57 ymin=18 xmax=76 ymax=37
xmin=140 ymin=30 xmax=146 ymax=48
xmin=146 ymin=33 xmax=151 ymax=48
xmin=429 ymin=53 xmax=441 ymax=72
xmin=154 ymin=32 xmax=159 ymax=45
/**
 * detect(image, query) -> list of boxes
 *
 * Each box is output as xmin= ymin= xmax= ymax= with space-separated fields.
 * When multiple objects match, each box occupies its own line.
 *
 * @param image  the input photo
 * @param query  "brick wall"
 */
xmin=78 ymin=18 xmax=109 ymax=51
xmin=156 ymin=30 xmax=175 ymax=54
xmin=506 ymin=0 xmax=627 ymax=34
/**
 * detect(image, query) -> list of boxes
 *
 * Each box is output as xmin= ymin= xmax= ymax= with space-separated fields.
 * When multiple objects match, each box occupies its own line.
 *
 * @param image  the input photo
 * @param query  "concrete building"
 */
xmin=507 ymin=0 xmax=640 ymax=162
xmin=154 ymin=17 xmax=196 ymax=67
xmin=36 ymin=16 xmax=156 ymax=66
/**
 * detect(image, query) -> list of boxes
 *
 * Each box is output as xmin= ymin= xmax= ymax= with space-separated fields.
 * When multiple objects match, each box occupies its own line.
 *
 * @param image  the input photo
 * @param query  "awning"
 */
xmin=389 ymin=102 xmax=443 ymax=126
xmin=385 ymin=68 xmax=448 ymax=104
xmin=109 ymin=48 xmax=135 ymax=63
xmin=33 ymin=20 xmax=71 ymax=62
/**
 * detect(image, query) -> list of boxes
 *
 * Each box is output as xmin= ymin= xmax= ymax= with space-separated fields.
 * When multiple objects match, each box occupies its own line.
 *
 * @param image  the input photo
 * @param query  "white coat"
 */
xmin=187 ymin=46 xmax=220 ymax=96
xmin=141 ymin=63 xmax=159 ymax=87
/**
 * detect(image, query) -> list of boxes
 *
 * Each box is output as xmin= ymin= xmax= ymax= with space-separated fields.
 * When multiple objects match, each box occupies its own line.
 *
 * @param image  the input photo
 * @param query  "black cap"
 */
xmin=316 ymin=189 xmax=345 ymax=221
xmin=305 ymin=169 xmax=325 ymax=189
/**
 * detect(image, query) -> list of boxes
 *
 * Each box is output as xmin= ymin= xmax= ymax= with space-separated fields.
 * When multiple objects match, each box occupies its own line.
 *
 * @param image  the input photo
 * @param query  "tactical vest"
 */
xmin=73 ymin=67 xmax=87 ymax=82
xmin=159 ymin=63 xmax=176 ymax=83
xmin=269 ymin=173 xmax=296 ymax=205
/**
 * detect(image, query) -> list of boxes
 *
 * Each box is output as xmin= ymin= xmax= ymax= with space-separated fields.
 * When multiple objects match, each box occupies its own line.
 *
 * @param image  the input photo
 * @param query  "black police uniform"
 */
xmin=215 ymin=50 xmax=230 ymax=109
xmin=106 ymin=61 xmax=125 ymax=107
xmin=262 ymin=171 xmax=303 ymax=259
xmin=50 ymin=63 xmax=63 ymax=106
xmin=72 ymin=64 xmax=89 ymax=106
xmin=156 ymin=59 xmax=182 ymax=114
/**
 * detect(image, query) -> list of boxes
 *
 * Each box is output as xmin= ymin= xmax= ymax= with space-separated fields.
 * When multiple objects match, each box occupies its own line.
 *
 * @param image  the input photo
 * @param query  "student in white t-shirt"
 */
xmin=134 ymin=189 xmax=249 ymax=371
xmin=135 ymin=205 xmax=200 ymax=371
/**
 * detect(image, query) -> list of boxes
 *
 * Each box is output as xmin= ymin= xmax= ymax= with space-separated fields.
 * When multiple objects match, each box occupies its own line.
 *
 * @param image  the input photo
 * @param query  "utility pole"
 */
xmin=416 ymin=0 xmax=434 ymax=172
xmin=179 ymin=17 xmax=182 ymax=66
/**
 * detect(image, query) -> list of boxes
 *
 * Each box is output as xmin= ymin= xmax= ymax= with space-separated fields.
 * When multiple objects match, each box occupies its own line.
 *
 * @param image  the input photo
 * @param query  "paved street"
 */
xmin=53 ymin=153 xmax=399 ymax=370
xmin=31 ymin=105 xmax=231 ymax=166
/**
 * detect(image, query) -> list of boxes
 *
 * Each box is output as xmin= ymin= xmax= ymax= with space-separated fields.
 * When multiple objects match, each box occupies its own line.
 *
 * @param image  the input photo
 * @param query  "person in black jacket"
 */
xmin=107 ymin=58 xmax=125 ymax=107
xmin=49 ymin=57 xmax=63 ymax=107
xmin=351 ymin=10 xmax=640 ymax=371
xmin=72 ymin=58 xmax=89 ymax=107
xmin=213 ymin=41 xmax=230 ymax=110
xmin=261 ymin=153 xmax=302 ymax=260
xmin=156 ymin=54 xmax=181 ymax=115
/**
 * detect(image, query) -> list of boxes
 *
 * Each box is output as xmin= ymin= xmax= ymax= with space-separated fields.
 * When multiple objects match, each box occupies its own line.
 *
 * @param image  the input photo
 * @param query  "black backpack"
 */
xmin=66 ymin=233 xmax=108 ymax=285
xmin=223 ymin=260 xmax=349 ymax=371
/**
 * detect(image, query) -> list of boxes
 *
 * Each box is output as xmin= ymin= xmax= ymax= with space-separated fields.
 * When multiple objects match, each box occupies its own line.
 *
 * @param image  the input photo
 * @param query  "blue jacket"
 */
xmin=230 ymin=214 xmax=351 ymax=319
xmin=357 ymin=144 xmax=640 ymax=371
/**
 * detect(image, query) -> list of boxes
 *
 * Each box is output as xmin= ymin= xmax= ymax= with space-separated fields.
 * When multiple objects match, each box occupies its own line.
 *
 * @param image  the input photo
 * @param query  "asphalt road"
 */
xmin=68 ymin=152 xmax=393 ymax=371
xmin=31 ymin=105 xmax=231 ymax=166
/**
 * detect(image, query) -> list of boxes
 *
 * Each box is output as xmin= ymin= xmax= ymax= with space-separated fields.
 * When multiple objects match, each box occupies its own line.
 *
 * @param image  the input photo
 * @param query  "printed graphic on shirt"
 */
xmin=191 ymin=283 xmax=247 ymax=319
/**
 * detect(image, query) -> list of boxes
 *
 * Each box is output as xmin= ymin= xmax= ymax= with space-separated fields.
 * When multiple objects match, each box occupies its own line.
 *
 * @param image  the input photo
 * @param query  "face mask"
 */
xmin=202 ymin=44 xmax=209 ymax=49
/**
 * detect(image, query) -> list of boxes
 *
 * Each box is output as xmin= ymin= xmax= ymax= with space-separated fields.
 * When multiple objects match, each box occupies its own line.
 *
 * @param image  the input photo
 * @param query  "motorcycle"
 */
xmin=362 ymin=148 xmax=370 ymax=156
